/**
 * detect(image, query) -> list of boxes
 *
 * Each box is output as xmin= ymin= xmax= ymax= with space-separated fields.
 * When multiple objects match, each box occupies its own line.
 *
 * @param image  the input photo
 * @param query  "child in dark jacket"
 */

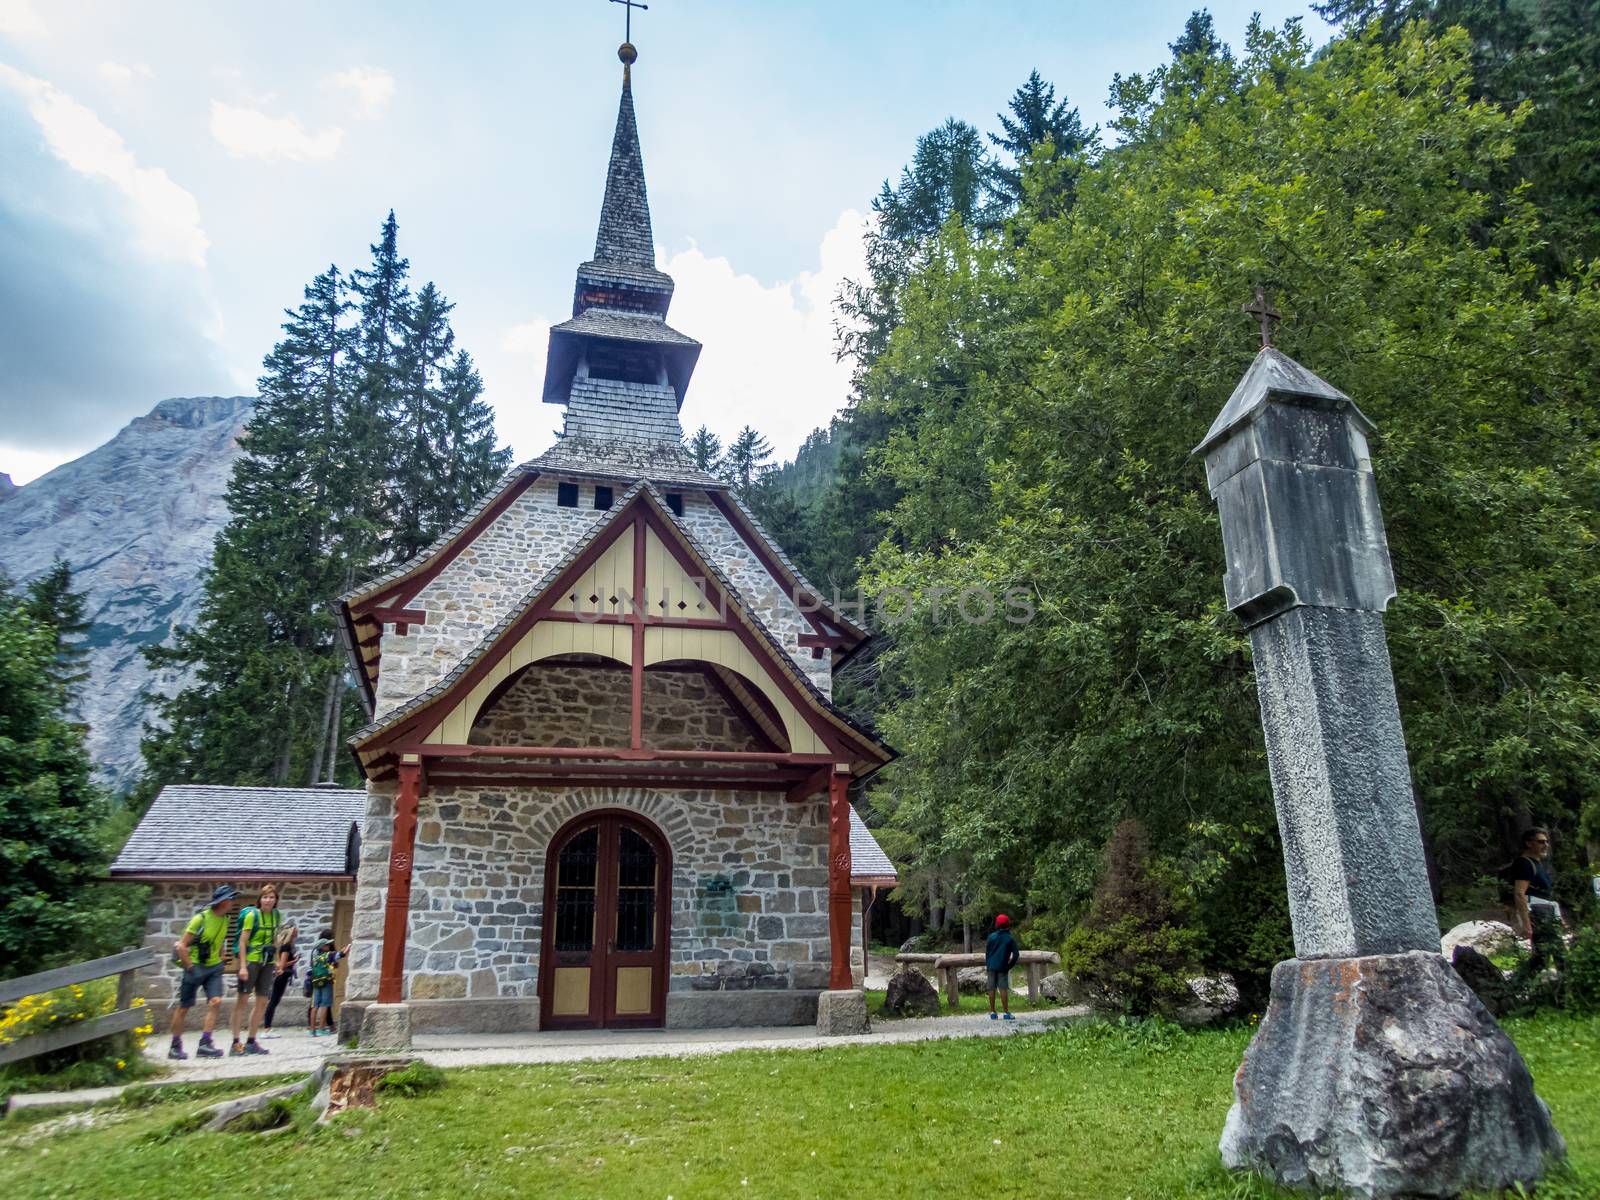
xmin=985 ymin=914 xmax=1021 ymax=1019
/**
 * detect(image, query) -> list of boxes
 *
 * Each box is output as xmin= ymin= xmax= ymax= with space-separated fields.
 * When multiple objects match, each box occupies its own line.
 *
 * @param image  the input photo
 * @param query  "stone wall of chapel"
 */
xmin=345 ymin=785 xmax=833 ymax=1003
xmin=676 ymin=493 xmax=833 ymax=696
xmin=373 ymin=476 xmax=603 ymax=718
xmin=469 ymin=664 xmax=767 ymax=752
xmin=133 ymin=880 xmax=351 ymax=1014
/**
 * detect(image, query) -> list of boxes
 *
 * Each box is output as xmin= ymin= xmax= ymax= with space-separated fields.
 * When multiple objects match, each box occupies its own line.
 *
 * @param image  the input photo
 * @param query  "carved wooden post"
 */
xmin=826 ymin=768 xmax=853 ymax=992
xmin=377 ymin=756 xmax=424 ymax=1004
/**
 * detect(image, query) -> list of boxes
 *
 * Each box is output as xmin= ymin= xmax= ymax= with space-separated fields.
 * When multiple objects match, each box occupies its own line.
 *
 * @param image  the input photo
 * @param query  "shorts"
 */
xmin=987 ymin=970 xmax=1011 ymax=992
xmin=235 ymin=961 xmax=276 ymax=998
xmin=178 ymin=963 xmax=224 ymax=1007
xmin=311 ymin=984 xmax=334 ymax=1009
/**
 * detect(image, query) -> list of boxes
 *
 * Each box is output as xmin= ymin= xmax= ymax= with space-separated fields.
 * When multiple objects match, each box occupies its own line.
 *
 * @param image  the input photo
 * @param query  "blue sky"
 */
xmin=0 ymin=0 xmax=1335 ymax=484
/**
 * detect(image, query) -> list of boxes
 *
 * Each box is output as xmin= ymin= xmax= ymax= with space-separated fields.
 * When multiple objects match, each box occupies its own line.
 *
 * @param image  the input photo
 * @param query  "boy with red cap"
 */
xmin=985 ymin=913 xmax=1021 ymax=1019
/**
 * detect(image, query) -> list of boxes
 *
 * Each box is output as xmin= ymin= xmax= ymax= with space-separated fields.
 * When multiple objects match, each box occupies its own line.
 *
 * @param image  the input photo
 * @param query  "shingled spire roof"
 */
xmin=593 ymin=67 xmax=655 ymax=268
xmin=542 ymin=47 xmax=701 ymax=439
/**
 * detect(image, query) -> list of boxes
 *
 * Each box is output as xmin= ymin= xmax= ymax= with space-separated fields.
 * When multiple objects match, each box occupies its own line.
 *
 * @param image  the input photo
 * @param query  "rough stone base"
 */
xmin=666 ymin=989 xmax=819 ymax=1029
xmin=356 ymin=1003 xmax=413 ymax=1052
xmin=814 ymin=989 xmax=869 ymax=1037
xmin=341 ymin=998 xmax=541 ymax=1040
xmin=1222 ymin=952 xmax=1564 ymax=1199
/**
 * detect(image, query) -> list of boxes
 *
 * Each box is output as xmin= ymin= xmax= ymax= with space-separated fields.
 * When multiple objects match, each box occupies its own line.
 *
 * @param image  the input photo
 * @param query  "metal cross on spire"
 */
xmin=610 ymin=0 xmax=648 ymax=45
xmin=1243 ymin=285 xmax=1282 ymax=350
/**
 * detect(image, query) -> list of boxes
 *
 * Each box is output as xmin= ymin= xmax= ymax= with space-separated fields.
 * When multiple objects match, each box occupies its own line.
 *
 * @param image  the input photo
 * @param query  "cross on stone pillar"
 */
xmin=1242 ymin=284 xmax=1281 ymax=350
xmin=1195 ymin=343 xmax=1563 ymax=1196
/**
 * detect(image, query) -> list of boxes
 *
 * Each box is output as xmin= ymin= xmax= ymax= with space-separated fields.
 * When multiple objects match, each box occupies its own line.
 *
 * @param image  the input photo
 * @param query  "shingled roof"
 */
xmin=849 ymin=807 xmax=897 ymax=885
xmin=110 ymin=785 xmax=366 ymax=880
xmin=593 ymin=68 xmax=654 ymax=268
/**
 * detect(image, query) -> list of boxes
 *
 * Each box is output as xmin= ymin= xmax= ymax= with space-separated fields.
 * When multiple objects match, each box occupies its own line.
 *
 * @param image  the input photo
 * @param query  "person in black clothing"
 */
xmin=1506 ymin=827 xmax=1566 ymax=988
xmin=985 ymin=914 xmax=1021 ymax=1020
xmin=261 ymin=924 xmax=299 ymax=1033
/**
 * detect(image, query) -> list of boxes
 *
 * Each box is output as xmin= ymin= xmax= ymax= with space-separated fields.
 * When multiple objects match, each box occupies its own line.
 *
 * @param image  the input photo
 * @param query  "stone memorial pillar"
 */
xmin=1196 ymin=341 xmax=1563 ymax=1198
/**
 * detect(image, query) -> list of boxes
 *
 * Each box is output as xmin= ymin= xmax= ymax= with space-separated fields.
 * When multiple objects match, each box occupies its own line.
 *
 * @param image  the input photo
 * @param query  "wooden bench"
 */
xmin=931 ymin=951 xmax=1061 ymax=1009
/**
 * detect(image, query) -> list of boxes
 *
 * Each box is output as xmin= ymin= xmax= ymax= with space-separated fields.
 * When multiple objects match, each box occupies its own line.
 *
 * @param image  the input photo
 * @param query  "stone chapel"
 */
xmin=330 ymin=42 xmax=894 ymax=1037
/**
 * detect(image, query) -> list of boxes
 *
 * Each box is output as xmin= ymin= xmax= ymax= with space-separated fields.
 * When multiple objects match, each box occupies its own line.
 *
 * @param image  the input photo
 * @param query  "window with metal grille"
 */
xmin=614 ymin=828 xmax=656 ymax=952
xmin=557 ymin=481 xmax=578 ymax=508
xmin=553 ymin=827 xmax=599 ymax=952
xmin=594 ymin=485 xmax=614 ymax=510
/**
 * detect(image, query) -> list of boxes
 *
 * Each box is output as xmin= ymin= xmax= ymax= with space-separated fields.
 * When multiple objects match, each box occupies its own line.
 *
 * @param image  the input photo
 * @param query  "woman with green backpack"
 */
xmin=228 ymin=884 xmax=289 ymax=1056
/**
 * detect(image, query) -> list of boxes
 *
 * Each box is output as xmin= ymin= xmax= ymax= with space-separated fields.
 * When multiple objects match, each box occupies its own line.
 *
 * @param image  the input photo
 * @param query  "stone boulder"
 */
xmin=1222 ymin=951 xmax=1564 ymax=1198
xmin=1451 ymin=945 xmax=1512 ymax=1016
xmin=1039 ymin=971 xmax=1084 ymax=1003
xmin=1441 ymin=920 xmax=1519 ymax=960
xmin=882 ymin=967 xmax=941 ymax=1017
xmin=1177 ymin=973 xmax=1243 ymax=1027
xmin=957 ymin=965 xmax=990 ymax=994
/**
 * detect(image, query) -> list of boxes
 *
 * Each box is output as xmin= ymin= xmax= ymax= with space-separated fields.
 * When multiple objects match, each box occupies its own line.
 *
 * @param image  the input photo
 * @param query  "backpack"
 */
xmin=310 ymin=943 xmax=336 ymax=987
xmin=174 ymin=907 xmax=227 ymax=967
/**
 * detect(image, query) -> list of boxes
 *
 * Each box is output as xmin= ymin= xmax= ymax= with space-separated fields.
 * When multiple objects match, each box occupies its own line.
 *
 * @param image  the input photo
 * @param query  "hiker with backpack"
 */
xmin=228 ymin=884 xmax=289 ymax=1056
xmin=308 ymin=928 xmax=351 ymax=1037
xmin=261 ymin=923 xmax=299 ymax=1034
xmin=168 ymin=884 xmax=237 ymax=1060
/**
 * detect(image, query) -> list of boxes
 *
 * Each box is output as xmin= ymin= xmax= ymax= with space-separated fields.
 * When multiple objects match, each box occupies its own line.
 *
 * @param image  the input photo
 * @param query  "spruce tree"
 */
xmin=143 ymin=266 xmax=366 ymax=787
xmin=720 ymin=426 xmax=775 ymax=495
xmin=686 ymin=425 xmax=722 ymax=473
xmin=985 ymin=71 xmax=1094 ymax=211
xmin=21 ymin=557 xmax=91 ymax=701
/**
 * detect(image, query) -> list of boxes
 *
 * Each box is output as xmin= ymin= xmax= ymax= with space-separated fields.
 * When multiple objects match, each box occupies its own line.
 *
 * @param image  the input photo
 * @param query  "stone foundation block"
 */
xmin=357 ymin=1003 xmax=413 ymax=1052
xmin=1222 ymin=952 xmax=1564 ymax=1199
xmin=815 ymin=989 xmax=869 ymax=1037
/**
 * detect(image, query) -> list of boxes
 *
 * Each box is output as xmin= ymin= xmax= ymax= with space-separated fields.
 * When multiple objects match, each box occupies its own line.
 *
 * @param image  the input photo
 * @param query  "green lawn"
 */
xmin=866 ymin=986 xmax=1064 ymax=1019
xmin=1 ymin=1013 xmax=1593 ymax=1199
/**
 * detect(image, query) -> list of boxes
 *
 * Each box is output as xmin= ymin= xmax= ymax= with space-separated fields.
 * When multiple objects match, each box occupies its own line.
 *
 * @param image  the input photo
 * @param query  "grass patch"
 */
xmin=373 ymin=1060 xmax=446 ymax=1097
xmin=0 ymin=1012 xmax=1591 ymax=1199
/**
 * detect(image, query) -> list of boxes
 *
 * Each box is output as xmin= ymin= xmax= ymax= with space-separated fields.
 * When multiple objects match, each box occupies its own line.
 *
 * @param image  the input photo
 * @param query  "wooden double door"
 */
xmin=539 ymin=811 xmax=671 ymax=1029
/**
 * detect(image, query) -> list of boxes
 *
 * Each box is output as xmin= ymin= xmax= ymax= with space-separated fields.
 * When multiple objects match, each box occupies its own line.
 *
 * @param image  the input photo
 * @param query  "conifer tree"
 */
xmin=686 ymin=425 xmax=722 ymax=473
xmin=720 ymin=426 xmax=775 ymax=495
xmin=984 ymin=71 xmax=1094 ymax=211
xmin=21 ymin=557 xmax=91 ymax=701
xmin=144 ymin=266 xmax=366 ymax=787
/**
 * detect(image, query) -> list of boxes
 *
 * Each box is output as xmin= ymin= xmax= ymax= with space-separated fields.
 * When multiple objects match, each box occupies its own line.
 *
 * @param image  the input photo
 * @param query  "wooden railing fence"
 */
xmin=0 ymin=948 xmax=157 ymax=1066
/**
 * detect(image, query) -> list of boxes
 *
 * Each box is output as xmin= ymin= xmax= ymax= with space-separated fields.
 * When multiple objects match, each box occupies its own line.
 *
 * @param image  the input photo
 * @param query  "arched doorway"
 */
xmin=539 ymin=810 xmax=671 ymax=1029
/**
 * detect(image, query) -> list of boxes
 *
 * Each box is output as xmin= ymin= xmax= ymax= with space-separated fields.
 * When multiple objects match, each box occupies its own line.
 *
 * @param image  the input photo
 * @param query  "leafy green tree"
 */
xmin=857 ymin=20 xmax=1600 ymax=976
xmin=0 ymin=583 xmax=109 ymax=974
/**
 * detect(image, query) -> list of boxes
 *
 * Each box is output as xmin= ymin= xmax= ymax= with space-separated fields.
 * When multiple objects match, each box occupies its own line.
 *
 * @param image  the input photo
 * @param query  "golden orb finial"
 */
xmin=618 ymin=42 xmax=638 ymax=65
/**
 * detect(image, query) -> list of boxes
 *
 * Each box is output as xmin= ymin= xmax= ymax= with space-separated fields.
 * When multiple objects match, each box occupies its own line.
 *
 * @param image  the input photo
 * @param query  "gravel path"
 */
xmin=9 ymin=1004 xmax=1087 ymax=1112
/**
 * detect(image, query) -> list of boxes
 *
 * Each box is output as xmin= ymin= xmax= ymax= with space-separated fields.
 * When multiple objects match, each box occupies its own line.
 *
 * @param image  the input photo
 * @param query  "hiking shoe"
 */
xmin=196 ymin=1041 xmax=224 ymax=1059
xmin=243 ymin=1040 xmax=269 ymax=1055
xmin=988 ymin=1011 xmax=998 ymax=1020
xmin=228 ymin=1041 xmax=246 ymax=1057
xmin=167 ymin=1040 xmax=187 ymax=1060
xmin=1002 ymin=1012 xmax=1014 ymax=1020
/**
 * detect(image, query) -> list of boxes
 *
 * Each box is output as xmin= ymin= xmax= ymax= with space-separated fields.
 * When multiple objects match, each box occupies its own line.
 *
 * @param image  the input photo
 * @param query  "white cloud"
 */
xmin=664 ymin=208 xmax=868 ymax=460
xmin=503 ymin=319 xmax=550 ymax=357
xmin=0 ymin=65 xmax=209 ymax=266
xmin=208 ymin=99 xmax=342 ymax=162
xmin=333 ymin=66 xmax=395 ymax=118
xmin=0 ymin=0 xmax=46 ymax=36
xmin=99 ymin=61 xmax=154 ymax=86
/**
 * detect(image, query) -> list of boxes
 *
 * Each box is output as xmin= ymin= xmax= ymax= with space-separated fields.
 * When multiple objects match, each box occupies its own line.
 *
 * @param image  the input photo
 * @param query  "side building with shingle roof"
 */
xmin=111 ymin=786 xmax=366 ymax=1015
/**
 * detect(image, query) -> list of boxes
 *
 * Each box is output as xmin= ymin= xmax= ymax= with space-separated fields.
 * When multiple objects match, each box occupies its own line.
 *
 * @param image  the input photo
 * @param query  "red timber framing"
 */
xmin=351 ymin=485 xmax=890 ymax=790
xmin=827 ymin=767 xmax=853 ymax=990
xmin=377 ymin=756 xmax=425 ymax=1004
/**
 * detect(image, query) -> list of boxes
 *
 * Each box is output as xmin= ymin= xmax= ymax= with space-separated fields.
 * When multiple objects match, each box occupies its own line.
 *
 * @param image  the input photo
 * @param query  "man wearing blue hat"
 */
xmin=167 ymin=884 xmax=237 ymax=1060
